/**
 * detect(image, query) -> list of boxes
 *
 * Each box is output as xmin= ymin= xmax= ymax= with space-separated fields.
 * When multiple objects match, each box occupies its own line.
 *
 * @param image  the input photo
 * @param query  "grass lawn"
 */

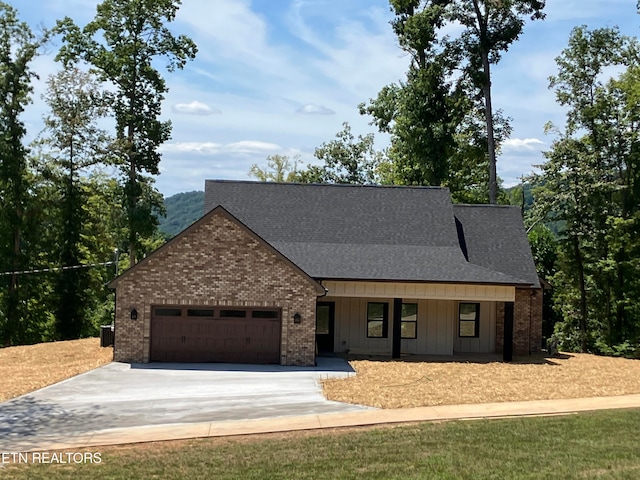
xmin=5 ymin=409 xmax=640 ymax=479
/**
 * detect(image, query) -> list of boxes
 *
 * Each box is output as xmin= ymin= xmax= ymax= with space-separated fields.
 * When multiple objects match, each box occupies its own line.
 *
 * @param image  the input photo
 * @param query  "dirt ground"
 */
xmin=0 ymin=338 xmax=113 ymax=402
xmin=322 ymin=353 xmax=640 ymax=408
xmin=2 ymin=341 xmax=640 ymax=409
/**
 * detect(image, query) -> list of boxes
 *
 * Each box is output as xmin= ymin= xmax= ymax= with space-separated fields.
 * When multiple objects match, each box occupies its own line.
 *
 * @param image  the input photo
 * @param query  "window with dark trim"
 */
xmin=252 ymin=310 xmax=278 ymax=319
xmin=220 ymin=309 xmax=247 ymax=318
xmin=401 ymin=303 xmax=418 ymax=339
xmin=187 ymin=309 xmax=214 ymax=317
xmin=367 ymin=302 xmax=388 ymax=338
xmin=458 ymin=303 xmax=480 ymax=338
xmin=154 ymin=308 xmax=182 ymax=317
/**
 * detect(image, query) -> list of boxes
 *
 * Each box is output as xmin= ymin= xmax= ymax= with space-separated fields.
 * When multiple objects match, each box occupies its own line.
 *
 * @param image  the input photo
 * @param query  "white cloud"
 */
xmin=502 ymin=138 xmax=545 ymax=151
xmin=226 ymin=141 xmax=281 ymax=154
xmin=296 ymin=104 xmax=335 ymax=115
xmin=160 ymin=141 xmax=281 ymax=156
xmin=172 ymin=101 xmax=220 ymax=115
xmin=156 ymin=144 xmax=314 ymax=196
xmin=286 ymin=2 xmax=409 ymax=99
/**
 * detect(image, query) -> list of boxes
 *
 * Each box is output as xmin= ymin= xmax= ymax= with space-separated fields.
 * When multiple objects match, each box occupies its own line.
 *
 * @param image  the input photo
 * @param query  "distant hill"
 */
xmin=504 ymin=183 xmax=534 ymax=211
xmin=159 ymin=184 xmax=552 ymax=238
xmin=158 ymin=190 xmax=205 ymax=238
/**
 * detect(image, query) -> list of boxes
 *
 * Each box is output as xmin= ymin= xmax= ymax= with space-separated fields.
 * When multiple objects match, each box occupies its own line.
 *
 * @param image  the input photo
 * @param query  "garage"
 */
xmin=150 ymin=306 xmax=281 ymax=364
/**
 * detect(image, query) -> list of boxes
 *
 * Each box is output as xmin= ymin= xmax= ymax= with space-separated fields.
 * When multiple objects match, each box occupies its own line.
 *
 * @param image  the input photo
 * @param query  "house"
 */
xmin=109 ymin=181 xmax=542 ymax=366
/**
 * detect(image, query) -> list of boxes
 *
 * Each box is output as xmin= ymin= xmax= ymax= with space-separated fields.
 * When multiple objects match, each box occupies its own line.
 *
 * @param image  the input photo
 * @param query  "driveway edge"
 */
xmin=13 ymin=394 xmax=640 ymax=452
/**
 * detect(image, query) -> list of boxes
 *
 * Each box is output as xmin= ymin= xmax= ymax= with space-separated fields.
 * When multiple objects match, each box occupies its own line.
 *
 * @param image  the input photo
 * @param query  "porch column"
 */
xmin=392 ymin=298 xmax=402 ymax=359
xmin=503 ymin=301 xmax=514 ymax=362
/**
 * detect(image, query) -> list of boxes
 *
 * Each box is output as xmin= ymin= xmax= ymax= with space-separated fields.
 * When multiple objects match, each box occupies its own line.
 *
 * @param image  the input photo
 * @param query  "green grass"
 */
xmin=5 ymin=409 xmax=640 ymax=479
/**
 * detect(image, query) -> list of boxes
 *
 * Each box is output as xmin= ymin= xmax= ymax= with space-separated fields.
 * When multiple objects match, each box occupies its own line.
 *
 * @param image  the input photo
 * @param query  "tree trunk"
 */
xmin=471 ymin=0 xmax=498 ymax=204
xmin=481 ymin=50 xmax=498 ymax=204
xmin=127 ymin=123 xmax=137 ymax=267
xmin=573 ymin=235 xmax=588 ymax=352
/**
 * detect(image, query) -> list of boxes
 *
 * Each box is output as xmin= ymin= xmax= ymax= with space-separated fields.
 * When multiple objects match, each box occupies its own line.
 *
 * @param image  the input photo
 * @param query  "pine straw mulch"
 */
xmin=322 ymin=353 xmax=640 ymax=409
xmin=0 ymin=338 xmax=113 ymax=402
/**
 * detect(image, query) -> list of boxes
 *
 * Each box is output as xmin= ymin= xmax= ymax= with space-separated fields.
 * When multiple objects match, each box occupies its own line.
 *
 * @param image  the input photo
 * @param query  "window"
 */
xmin=367 ymin=303 xmax=388 ymax=338
xmin=154 ymin=308 xmax=182 ymax=317
xmin=252 ymin=310 xmax=278 ymax=319
xmin=401 ymin=303 xmax=418 ymax=339
xmin=220 ymin=309 xmax=247 ymax=318
xmin=316 ymin=305 xmax=331 ymax=335
xmin=459 ymin=303 xmax=480 ymax=338
xmin=187 ymin=309 xmax=214 ymax=317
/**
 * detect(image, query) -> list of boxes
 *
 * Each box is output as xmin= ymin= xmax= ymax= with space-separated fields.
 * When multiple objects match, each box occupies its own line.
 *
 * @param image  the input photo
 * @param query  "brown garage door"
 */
xmin=150 ymin=306 xmax=281 ymax=364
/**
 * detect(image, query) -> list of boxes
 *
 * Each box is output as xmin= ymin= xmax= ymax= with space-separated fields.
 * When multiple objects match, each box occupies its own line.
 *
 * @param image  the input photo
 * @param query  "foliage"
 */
xmin=249 ymin=154 xmax=301 ymax=183
xmin=297 ymin=123 xmax=388 ymax=185
xmin=361 ymin=0 xmax=544 ymax=203
xmin=35 ymin=67 xmax=113 ymax=340
xmin=158 ymin=191 xmax=205 ymax=238
xmin=0 ymin=3 xmax=50 ymax=345
xmin=530 ymin=26 xmax=640 ymax=354
xmin=55 ymin=0 xmax=197 ymax=265
xmin=527 ymin=224 xmax=559 ymax=341
xmin=446 ymin=0 xmax=546 ymax=203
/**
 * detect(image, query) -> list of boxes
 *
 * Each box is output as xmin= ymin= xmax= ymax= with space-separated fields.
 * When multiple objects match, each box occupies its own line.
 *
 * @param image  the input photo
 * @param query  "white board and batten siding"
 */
xmin=329 ymin=297 xmax=391 ymax=355
xmin=323 ymin=281 xmax=508 ymax=356
xmin=400 ymin=299 xmax=454 ymax=355
xmin=453 ymin=302 xmax=497 ymax=354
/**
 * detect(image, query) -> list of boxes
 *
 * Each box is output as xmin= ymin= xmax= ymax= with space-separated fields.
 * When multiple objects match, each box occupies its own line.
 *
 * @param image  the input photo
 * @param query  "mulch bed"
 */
xmin=0 ymin=338 xmax=113 ymax=402
xmin=322 ymin=353 xmax=640 ymax=408
xmin=3 ymin=341 xmax=640 ymax=411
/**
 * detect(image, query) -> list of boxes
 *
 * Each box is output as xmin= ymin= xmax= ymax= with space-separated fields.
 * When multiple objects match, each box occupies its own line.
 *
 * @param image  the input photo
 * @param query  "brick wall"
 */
xmin=495 ymin=287 xmax=543 ymax=355
xmin=112 ymin=209 xmax=319 ymax=366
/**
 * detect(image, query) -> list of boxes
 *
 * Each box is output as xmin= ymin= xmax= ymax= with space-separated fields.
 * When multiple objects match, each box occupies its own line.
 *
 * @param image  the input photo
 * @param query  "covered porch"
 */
xmin=315 ymin=280 xmax=516 ymax=358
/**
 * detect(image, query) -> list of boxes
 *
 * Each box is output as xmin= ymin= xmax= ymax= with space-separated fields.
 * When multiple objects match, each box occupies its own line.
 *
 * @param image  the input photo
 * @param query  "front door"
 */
xmin=315 ymin=302 xmax=335 ymax=354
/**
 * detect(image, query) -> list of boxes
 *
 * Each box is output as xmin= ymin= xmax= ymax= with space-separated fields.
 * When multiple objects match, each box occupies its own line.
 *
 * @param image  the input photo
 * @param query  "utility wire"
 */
xmin=0 ymin=261 xmax=115 ymax=277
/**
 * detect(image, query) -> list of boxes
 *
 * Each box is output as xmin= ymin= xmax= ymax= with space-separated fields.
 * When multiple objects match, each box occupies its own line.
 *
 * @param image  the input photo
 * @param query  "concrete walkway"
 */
xmin=10 ymin=394 xmax=640 ymax=452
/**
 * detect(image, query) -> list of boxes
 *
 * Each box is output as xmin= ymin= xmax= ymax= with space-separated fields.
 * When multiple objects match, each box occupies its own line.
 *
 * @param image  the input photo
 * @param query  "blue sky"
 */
xmin=15 ymin=0 xmax=640 ymax=197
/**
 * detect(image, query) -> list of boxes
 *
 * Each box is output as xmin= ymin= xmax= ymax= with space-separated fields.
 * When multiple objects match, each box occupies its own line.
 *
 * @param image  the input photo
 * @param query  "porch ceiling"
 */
xmin=321 ymin=281 xmax=515 ymax=302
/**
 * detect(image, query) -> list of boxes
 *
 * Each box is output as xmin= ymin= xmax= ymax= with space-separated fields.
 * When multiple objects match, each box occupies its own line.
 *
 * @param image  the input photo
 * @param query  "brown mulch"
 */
xmin=3 ymin=340 xmax=640 ymax=411
xmin=322 ymin=353 xmax=640 ymax=409
xmin=0 ymin=338 xmax=113 ymax=402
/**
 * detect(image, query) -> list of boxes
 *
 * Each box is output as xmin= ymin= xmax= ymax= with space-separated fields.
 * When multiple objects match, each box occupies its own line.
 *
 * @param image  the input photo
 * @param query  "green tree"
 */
xmin=249 ymin=154 xmax=301 ymax=182
xmin=446 ymin=0 xmax=545 ymax=203
xmin=531 ymin=26 xmax=640 ymax=354
xmin=360 ymin=1 xmax=461 ymax=187
xmin=56 ymin=0 xmax=197 ymax=266
xmin=527 ymin=223 xmax=558 ymax=343
xmin=0 ymin=3 xmax=49 ymax=345
xmin=362 ymin=1 xmax=544 ymax=202
xmin=36 ymin=67 xmax=112 ymax=339
xmin=298 ymin=123 xmax=387 ymax=185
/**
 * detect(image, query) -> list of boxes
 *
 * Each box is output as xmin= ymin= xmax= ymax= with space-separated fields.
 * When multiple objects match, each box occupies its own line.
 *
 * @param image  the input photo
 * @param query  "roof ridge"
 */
xmin=453 ymin=203 xmax=519 ymax=209
xmin=205 ymin=179 xmax=449 ymax=191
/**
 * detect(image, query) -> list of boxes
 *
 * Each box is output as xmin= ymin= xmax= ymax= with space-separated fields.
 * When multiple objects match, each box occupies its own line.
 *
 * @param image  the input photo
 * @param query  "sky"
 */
xmin=14 ymin=0 xmax=640 ymax=197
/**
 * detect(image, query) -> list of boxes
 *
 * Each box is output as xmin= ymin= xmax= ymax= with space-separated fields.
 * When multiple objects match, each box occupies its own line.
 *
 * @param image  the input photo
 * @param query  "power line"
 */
xmin=0 ymin=261 xmax=115 ymax=277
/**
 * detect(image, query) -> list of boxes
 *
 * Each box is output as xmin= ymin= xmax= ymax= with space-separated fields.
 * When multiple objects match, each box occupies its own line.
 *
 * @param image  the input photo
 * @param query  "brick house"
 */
xmin=109 ymin=181 xmax=542 ymax=366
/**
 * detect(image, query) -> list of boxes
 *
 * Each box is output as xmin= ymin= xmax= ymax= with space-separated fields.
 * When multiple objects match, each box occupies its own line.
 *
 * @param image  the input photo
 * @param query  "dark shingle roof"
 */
xmin=204 ymin=180 xmax=536 ymax=286
xmin=453 ymin=205 xmax=540 ymax=288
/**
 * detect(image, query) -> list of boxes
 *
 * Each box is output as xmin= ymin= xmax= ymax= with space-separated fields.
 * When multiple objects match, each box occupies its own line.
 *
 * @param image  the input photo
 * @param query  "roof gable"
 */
xmin=108 ymin=205 xmax=326 ymax=295
xmin=453 ymin=205 xmax=540 ymax=287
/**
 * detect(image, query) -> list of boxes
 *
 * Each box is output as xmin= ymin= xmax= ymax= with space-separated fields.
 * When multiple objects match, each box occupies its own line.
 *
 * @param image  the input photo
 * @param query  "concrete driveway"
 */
xmin=0 ymin=357 xmax=372 ymax=451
